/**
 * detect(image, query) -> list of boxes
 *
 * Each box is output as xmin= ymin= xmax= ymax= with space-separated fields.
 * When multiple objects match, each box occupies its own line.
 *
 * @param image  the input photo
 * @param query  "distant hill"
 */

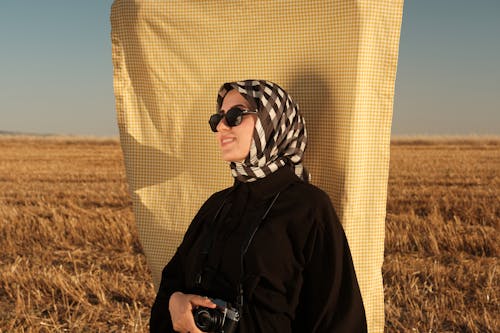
xmin=0 ymin=130 xmax=20 ymax=135
xmin=0 ymin=130 xmax=56 ymax=136
xmin=0 ymin=131 xmax=120 ymax=142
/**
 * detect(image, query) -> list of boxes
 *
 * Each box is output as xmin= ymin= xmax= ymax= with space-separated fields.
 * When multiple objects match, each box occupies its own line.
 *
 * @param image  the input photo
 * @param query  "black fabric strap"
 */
xmin=196 ymin=191 xmax=281 ymax=312
xmin=237 ymin=191 xmax=280 ymax=309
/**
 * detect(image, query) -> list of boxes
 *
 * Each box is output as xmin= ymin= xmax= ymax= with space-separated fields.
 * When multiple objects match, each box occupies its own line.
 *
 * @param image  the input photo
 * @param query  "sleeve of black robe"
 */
xmin=150 ymin=248 xmax=183 ymax=333
xmin=149 ymin=191 xmax=227 ymax=333
xmin=292 ymin=191 xmax=367 ymax=333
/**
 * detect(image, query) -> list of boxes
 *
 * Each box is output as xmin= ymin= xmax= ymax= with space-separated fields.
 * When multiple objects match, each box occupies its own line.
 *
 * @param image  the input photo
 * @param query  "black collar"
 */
xmin=233 ymin=166 xmax=302 ymax=200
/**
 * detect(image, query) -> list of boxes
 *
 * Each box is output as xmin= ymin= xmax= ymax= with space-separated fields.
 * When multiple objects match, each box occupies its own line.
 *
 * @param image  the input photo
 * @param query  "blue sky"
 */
xmin=1 ymin=1 xmax=498 ymax=136
xmin=394 ymin=0 xmax=499 ymax=135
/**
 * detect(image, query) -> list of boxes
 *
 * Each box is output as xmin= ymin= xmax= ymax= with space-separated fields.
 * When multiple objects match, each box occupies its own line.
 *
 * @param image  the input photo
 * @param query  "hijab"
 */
xmin=216 ymin=79 xmax=310 ymax=183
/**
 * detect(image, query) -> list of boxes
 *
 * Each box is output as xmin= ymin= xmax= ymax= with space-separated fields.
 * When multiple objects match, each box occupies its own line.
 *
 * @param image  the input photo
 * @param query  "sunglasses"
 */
xmin=209 ymin=107 xmax=258 ymax=132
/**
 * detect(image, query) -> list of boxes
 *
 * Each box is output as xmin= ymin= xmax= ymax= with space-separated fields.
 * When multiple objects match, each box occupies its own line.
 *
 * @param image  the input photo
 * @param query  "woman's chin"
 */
xmin=221 ymin=153 xmax=246 ymax=163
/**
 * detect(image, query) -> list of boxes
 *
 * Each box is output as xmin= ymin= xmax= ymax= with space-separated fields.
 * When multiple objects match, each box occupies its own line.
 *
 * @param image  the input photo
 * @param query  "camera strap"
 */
xmin=237 ymin=191 xmax=281 ymax=311
xmin=195 ymin=190 xmax=281 ymax=313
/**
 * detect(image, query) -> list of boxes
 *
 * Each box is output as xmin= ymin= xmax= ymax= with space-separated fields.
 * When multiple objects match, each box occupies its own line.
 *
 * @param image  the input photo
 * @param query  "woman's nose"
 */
xmin=216 ymin=117 xmax=230 ymax=132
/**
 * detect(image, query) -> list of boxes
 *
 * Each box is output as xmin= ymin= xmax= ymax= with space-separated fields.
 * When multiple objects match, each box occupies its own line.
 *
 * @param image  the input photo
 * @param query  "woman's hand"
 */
xmin=169 ymin=291 xmax=216 ymax=333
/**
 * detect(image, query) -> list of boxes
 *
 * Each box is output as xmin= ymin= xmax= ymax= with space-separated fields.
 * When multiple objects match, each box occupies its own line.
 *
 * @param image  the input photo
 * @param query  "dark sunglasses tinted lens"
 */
xmin=209 ymin=113 xmax=223 ymax=132
xmin=225 ymin=107 xmax=244 ymax=127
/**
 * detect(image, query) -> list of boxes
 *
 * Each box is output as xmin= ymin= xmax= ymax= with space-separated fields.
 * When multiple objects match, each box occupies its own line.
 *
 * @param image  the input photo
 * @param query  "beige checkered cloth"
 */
xmin=111 ymin=1 xmax=403 ymax=332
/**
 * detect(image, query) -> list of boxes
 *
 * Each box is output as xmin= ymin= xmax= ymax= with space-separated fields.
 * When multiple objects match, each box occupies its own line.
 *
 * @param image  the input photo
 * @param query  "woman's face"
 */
xmin=216 ymin=90 xmax=257 ymax=163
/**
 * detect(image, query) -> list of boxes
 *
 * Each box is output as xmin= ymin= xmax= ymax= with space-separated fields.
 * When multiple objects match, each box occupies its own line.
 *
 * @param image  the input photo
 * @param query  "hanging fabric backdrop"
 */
xmin=111 ymin=1 xmax=404 ymax=332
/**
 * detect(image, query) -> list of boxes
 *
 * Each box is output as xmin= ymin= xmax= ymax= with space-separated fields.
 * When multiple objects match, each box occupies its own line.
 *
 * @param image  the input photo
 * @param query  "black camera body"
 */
xmin=192 ymin=298 xmax=240 ymax=333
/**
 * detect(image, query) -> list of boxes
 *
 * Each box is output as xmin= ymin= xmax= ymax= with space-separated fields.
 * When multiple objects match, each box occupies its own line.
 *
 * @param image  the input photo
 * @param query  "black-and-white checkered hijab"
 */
xmin=216 ymin=80 xmax=310 ymax=183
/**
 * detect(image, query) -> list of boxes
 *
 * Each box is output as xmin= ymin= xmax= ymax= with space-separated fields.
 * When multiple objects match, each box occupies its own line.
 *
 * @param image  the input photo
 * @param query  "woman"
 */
xmin=150 ymin=80 xmax=366 ymax=333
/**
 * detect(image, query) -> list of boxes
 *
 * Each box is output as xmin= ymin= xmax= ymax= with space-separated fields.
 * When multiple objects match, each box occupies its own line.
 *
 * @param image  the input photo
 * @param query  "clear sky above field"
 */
xmin=0 ymin=1 xmax=498 ymax=136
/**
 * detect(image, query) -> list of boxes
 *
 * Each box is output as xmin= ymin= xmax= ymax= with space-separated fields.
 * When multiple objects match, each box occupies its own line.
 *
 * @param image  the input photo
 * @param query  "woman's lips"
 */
xmin=220 ymin=136 xmax=236 ymax=147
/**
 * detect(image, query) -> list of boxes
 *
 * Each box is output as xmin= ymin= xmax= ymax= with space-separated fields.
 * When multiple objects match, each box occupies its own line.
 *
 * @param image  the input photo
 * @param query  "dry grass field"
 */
xmin=0 ymin=136 xmax=498 ymax=332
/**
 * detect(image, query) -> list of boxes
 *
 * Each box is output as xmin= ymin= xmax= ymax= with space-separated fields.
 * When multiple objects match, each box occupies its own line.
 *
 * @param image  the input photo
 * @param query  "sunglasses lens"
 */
xmin=225 ymin=107 xmax=244 ymax=127
xmin=209 ymin=114 xmax=223 ymax=132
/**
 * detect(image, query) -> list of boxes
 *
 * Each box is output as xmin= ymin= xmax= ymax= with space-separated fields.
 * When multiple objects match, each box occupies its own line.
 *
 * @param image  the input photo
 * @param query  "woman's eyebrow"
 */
xmin=220 ymin=104 xmax=247 ymax=112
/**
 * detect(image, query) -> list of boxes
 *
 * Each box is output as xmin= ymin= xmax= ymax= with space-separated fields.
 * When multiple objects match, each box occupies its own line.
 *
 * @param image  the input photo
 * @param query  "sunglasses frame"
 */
xmin=209 ymin=107 xmax=258 ymax=132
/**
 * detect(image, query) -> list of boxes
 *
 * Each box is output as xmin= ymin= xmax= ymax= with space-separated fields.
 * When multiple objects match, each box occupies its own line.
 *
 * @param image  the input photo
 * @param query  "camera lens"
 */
xmin=194 ymin=309 xmax=213 ymax=331
xmin=193 ymin=308 xmax=224 ymax=332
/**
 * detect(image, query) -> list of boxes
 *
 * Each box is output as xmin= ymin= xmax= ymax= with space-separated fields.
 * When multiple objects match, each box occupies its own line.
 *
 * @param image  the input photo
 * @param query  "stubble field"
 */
xmin=0 ymin=136 xmax=498 ymax=332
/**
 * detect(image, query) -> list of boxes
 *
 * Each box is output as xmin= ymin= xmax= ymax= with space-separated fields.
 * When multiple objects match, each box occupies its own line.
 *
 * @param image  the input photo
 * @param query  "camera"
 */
xmin=192 ymin=298 xmax=240 ymax=333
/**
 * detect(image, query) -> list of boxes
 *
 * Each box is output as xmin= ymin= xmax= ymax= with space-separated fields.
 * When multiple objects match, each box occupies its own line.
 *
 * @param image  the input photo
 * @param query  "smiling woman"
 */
xmin=150 ymin=80 xmax=366 ymax=333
